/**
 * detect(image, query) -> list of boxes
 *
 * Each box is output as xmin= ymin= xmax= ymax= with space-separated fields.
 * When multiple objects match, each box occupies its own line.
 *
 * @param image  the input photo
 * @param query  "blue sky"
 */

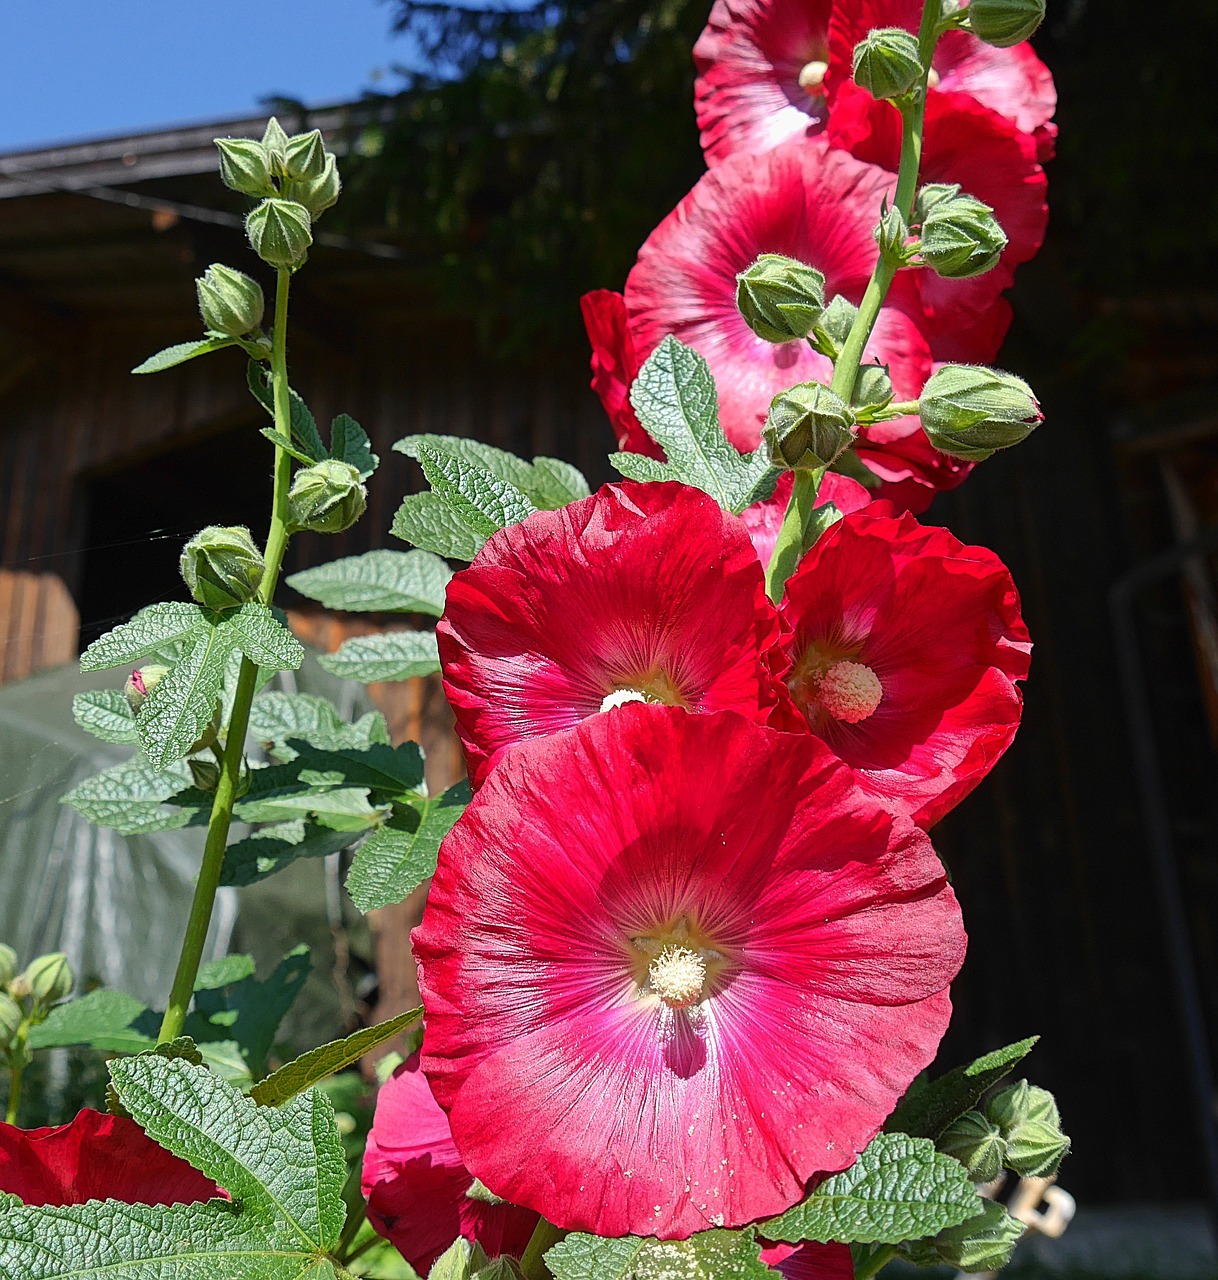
xmin=0 ymin=1 xmax=416 ymax=153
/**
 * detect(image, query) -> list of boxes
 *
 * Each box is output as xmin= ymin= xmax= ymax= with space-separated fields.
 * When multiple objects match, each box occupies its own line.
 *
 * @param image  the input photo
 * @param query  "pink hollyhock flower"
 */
xmin=741 ymin=469 xmax=872 ymax=566
xmin=826 ymin=0 xmax=1057 ymax=161
xmin=413 ymin=705 xmax=966 ymax=1238
xmin=776 ymin=506 xmax=1031 ymax=827
xmin=625 ymin=137 xmax=931 ymax=453
xmin=438 ymin=481 xmax=782 ymax=786
xmin=827 ymin=81 xmax=1047 ymax=363
xmin=0 ymin=1109 xmax=219 ymax=1206
xmin=578 ymin=289 xmax=661 ymax=460
xmin=363 ymin=1053 xmax=539 ymax=1274
xmin=763 ymin=1241 xmax=855 ymax=1278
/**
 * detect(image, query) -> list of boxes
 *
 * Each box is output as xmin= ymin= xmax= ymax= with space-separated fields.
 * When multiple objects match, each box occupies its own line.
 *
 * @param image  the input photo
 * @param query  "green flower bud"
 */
xmin=124 ymin=664 xmax=169 ymax=716
xmin=261 ymin=117 xmax=292 ymax=172
xmin=0 ymin=992 xmax=22 ymax=1047
xmin=763 ymin=382 xmax=855 ymax=471
xmin=853 ymin=364 xmax=894 ymax=415
xmin=906 ymin=1200 xmax=1024 ymax=1272
xmin=965 ymin=0 xmax=1046 ymax=47
xmin=939 ymin=1110 xmax=1007 ymax=1183
xmin=874 ymin=204 xmax=912 ymax=265
xmin=1007 ymin=1119 xmax=1071 ymax=1177
xmin=0 ymin=944 xmax=18 ymax=989
xmin=919 ymin=363 xmax=1041 ymax=460
xmin=286 ymin=153 xmax=342 ymax=221
xmin=475 ymin=1260 xmax=525 ymax=1280
xmin=852 ymin=28 xmax=924 ymax=100
xmin=189 ymin=757 xmax=221 ymax=793
xmin=196 ymin=264 xmax=265 ymax=338
xmin=919 ymin=192 xmax=1007 ymax=278
xmin=180 ymin=526 xmax=266 ymax=611
xmin=284 ymin=129 xmax=327 ymax=180
xmin=428 ymin=1237 xmax=488 ymax=1280
xmin=811 ymin=295 xmax=859 ymax=360
xmin=23 ymin=952 xmax=73 ymax=1006
xmin=214 ymin=137 xmax=275 ymax=198
xmin=246 ymin=198 xmax=313 ymax=270
xmin=736 ymin=253 xmax=826 ymax=343
xmin=286 ymin=460 xmax=367 ymax=534
xmin=913 ymin=181 xmax=961 ymax=224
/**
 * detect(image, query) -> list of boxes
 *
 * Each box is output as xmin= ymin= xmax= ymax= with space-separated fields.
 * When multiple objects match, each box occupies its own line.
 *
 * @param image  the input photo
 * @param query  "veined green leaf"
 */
xmin=223 ymin=602 xmax=305 ymax=670
xmin=27 ymin=989 xmax=153 ymax=1054
xmin=545 ymin=1228 xmax=775 ymax=1280
xmin=391 ymin=490 xmax=486 ymax=560
xmin=248 ymin=361 xmax=327 ymax=463
xmin=413 ymin=443 xmax=537 ymax=535
xmin=60 ymin=758 xmax=201 ymax=835
xmin=221 ymin=820 xmax=358 ymax=888
xmin=132 ymin=336 xmax=237 ymax=374
xmin=395 ymin=434 xmax=588 ymax=511
xmin=329 ymin=413 xmax=379 ymax=479
xmin=136 ymin=624 xmax=231 ymax=768
xmin=249 ymin=692 xmax=390 ymax=761
xmin=287 ymin=550 xmax=452 ymax=614
xmin=79 ymin=602 xmax=205 ymax=672
xmin=317 ymin=629 xmax=440 ymax=683
xmin=71 ymin=689 xmax=138 ymax=744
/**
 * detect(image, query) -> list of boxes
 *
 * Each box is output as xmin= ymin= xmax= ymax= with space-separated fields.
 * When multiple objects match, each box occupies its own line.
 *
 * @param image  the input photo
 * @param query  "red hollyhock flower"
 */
xmin=624 ymin=137 xmax=931 ymax=453
xmin=413 ymin=706 xmax=965 ymax=1238
xmin=438 ymin=481 xmax=782 ymax=786
xmin=776 ymin=506 xmax=1031 ymax=828
xmin=0 ymin=1110 xmax=219 ymax=1206
xmin=763 ymin=1241 xmax=855 ymax=1278
xmin=827 ymin=81 xmax=1047 ymax=363
xmin=826 ymin=0 xmax=1057 ymax=161
xmin=741 ymin=469 xmax=872 ymax=566
xmin=579 ymin=289 xmax=661 ymax=460
xmin=363 ymin=1053 xmax=539 ymax=1274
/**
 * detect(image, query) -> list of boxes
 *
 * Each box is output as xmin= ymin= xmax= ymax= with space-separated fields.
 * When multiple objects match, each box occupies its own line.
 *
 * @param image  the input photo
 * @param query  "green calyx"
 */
xmin=938 ymin=1109 xmax=1007 ymax=1183
xmin=246 ymin=199 xmax=313 ymax=270
xmin=286 ymin=459 xmax=368 ymax=534
xmin=964 ymin=0 xmax=1046 ymax=47
xmin=22 ymin=952 xmax=73 ymax=1006
xmin=852 ymin=27 xmax=924 ymax=101
xmin=179 ymin=525 xmax=266 ymax=611
xmin=918 ymin=192 xmax=1007 ymax=278
xmin=919 ymin=363 xmax=1041 ymax=460
xmin=986 ymin=1079 xmax=1071 ymax=1177
xmin=736 ymin=253 xmax=826 ymax=343
xmin=764 ymin=382 xmax=855 ymax=471
xmin=196 ymin=264 xmax=265 ymax=338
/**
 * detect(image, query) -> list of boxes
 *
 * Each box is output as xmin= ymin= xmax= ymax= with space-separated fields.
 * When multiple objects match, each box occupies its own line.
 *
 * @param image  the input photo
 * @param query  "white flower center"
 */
xmin=600 ymin=688 xmax=648 ymax=713
xmin=799 ymin=59 xmax=828 ymax=93
xmin=816 ymin=660 xmax=883 ymax=723
xmin=647 ymin=945 xmax=708 ymax=1009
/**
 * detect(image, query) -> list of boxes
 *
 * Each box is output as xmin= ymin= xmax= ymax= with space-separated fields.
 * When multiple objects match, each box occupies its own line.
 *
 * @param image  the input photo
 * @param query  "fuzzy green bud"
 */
xmin=852 ymin=364 xmax=895 ymax=416
xmin=939 ymin=1110 xmax=1007 ymax=1183
xmin=736 ymin=253 xmax=826 ymax=343
xmin=475 ymin=1260 xmax=525 ymax=1280
xmin=965 ymin=0 xmax=1046 ymax=47
xmin=810 ymin=294 xmax=860 ymax=360
xmin=764 ymin=382 xmax=855 ymax=471
xmin=988 ymin=1080 xmax=1069 ymax=1177
xmin=914 ymin=181 xmax=962 ymax=224
xmin=196 ymin=264 xmax=264 ymax=338
xmin=428 ymin=1237 xmax=488 ymax=1280
xmin=24 ymin=952 xmax=73 ymax=1006
xmin=284 ymin=129 xmax=327 ymax=180
xmin=852 ymin=28 xmax=924 ymax=100
xmin=124 ymin=664 xmax=169 ymax=716
xmin=261 ymin=117 xmax=291 ymax=173
xmin=189 ymin=757 xmax=221 ymax=793
xmin=0 ymin=993 xmax=22 ymax=1047
xmin=286 ymin=154 xmax=341 ymax=221
xmin=919 ymin=192 xmax=1007 ymax=278
xmin=287 ymin=460 xmax=367 ymax=534
xmin=180 ymin=525 xmax=265 ymax=611
xmin=874 ymin=204 xmax=911 ymax=265
xmin=0 ymin=944 xmax=18 ymax=989
xmin=905 ymin=1200 xmax=1024 ymax=1272
xmin=246 ymin=198 xmax=313 ymax=270
xmin=214 ymin=137 xmax=274 ymax=198
xmin=919 ymin=363 xmax=1041 ymax=460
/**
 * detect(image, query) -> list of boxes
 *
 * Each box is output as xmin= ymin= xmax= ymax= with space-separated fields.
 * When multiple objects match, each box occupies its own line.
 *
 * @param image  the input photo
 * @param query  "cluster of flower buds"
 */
xmin=904 ymin=1200 xmax=1024 ymax=1272
xmin=214 ymin=117 xmax=341 ymax=271
xmin=986 ymin=1078 xmax=1071 ymax=1177
xmin=0 ymin=945 xmax=74 ymax=1056
xmin=918 ymin=363 xmax=1042 ymax=459
xmin=763 ymin=382 xmax=855 ymax=471
xmin=286 ymin=459 xmax=368 ymax=534
xmin=179 ymin=525 xmax=266 ymax=611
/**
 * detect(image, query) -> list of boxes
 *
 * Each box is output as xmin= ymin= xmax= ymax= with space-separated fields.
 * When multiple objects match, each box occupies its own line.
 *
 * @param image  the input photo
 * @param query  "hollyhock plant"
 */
xmin=363 ymin=1053 xmax=539 ymax=1273
xmin=0 ymin=1110 xmax=219 ymax=1206
xmin=776 ymin=506 xmax=1031 ymax=828
xmin=438 ymin=480 xmax=782 ymax=786
xmin=622 ymin=136 xmax=932 ymax=453
xmin=413 ymin=706 xmax=966 ymax=1238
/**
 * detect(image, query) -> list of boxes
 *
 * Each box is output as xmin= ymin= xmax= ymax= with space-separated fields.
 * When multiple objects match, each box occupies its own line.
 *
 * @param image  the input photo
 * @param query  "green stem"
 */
xmin=334 ymin=1163 xmax=369 ymax=1263
xmin=853 ymin=1244 xmax=898 ymax=1280
xmin=766 ymin=0 xmax=940 ymax=597
xmin=519 ymin=1218 xmax=566 ymax=1280
xmin=5 ymin=1044 xmax=25 ymax=1126
xmin=157 ymin=268 xmax=296 ymax=1044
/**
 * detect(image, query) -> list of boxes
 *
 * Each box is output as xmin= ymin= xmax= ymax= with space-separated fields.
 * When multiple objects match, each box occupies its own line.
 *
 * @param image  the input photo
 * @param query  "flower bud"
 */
xmin=286 ymin=460 xmax=368 ymax=534
xmin=919 ymin=192 xmax=1007 ymax=278
xmin=189 ymin=757 xmax=221 ymax=793
xmin=284 ymin=129 xmax=327 ymax=180
xmin=124 ymin=664 xmax=169 ymax=716
xmin=246 ymin=198 xmax=313 ymax=270
xmin=0 ymin=993 xmax=22 ymax=1047
xmin=180 ymin=526 xmax=266 ymax=611
xmin=852 ymin=364 xmax=895 ymax=415
xmin=214 ymin=137 xmax=274 ymax=198
xmin=939 ymin=1110 xmax=1007 ymax=1183
xmin=261 ymin=117 xmax=292 ymax=173
xmin=23 ymin=952 xmax=73 ymax=1006
xmin=874 ymin=204 xmax=911 ymax=265
xmin=763 ymin=383 xmax=855 ymax=471
xmin=196 ymin=264 xmax=265 ymax=338
xmin=913 ymin=181 xmax=962 ymax=224
xmin=919 ymin=364 xmax=1041 ymax=460
xmin=965 ymin=0 xmax=1046 ymax=47
xmin=988 ymin=1080 xmax=1069 ymax=1177
xmin=736 ymin=254 xmax=826 ymax=344
xmin=852 ymin=28 xmax=924 ymax=100
xmin=0 ymin=944 xmax=18 ymax=989
xmin=906 ymin=1201 xmax=1023 ymax=1272
xmin=286 ymin=154 xmax=342 ymax=221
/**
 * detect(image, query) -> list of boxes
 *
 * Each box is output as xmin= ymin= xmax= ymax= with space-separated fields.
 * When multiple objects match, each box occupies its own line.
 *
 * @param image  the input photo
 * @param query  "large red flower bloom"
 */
xmin=776 ymin=506 xmax=1031 ymax=827
xmin=414 ymin=706 xmax=965 ymax=1239
xmin=827 ymin=81 xmax=1047 ymax=363
xmin=624 ymin=137 xmax=931 ymax=453
xmin=763 ymin=1241 xmax=856 ymax=1278
xmin=0 ymin=1110 xmax=219 ymax=1207
xmin=438 ymin=481 xmax=782 ymax=786
xmin=363 ymin=1053 xmax=539 ymax=1274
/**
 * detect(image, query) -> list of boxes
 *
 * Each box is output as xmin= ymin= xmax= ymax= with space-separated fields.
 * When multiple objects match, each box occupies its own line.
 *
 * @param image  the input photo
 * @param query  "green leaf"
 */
xmin=618 ymin=335 xmax=773 ymax=513
xmin=392 ymin=490 xmax=486 ymax=559
xmin=136 ymin=624 xmax=232 ymax=768
xmin=221 ymin=820 xmax=358 ymax=887
xmin=249 ymin=692 xmax=390 ymax=761
xmin=317 ymin=630 xmax=440 ymax=682
xmin=248 ymin=361 xmax=327 ymax=463
xmin=132 ymin=336 xmax=236 ymax=374
xmin=60 ymin=758 xmax=201 ymax=835
xmin=345 ymin=780 xmax=471 ymax=912
xmin=251 ymin=1008 xmax=423 ymax=1106
xmin=413 ymin=442 xmax=537 ymax=535
xmin=887 ymin=1037 xmax=1039 ymax=1140
xmin=287 ymin=550 xmax=452 ymax=614
xmin=27 ymin=989 xmax=153 ymax=1054
xmin=395 ymin=434 xmax=588 ymax=510
xmin=527 ymin=456 xmax=592 ymax=506
xmin=223 ymin=602 xmax=306 ymax=670
xmin=111 ymin=1055 xmax=346 ymax=1245
xmin=762 ymin=1133 xmax=984 ymax=1245
xmin=235 ymin=782 xmax=385 ymax=832
xmin=79 ymin=602 xmax=205 ymax=672
xmin=288 ymin=743 xmax=426 ymax=801
xmin=71 ymin=689 xmax=138 ymax=744
xmin=329 ymin=413 xmax=379 ymax=479
xmin=545 ymin=1228 xmax=775 ymax=1280
xmin=195 ymin=954 xmax=257 ymax=990
xmin=260 ymin=426 xmax=318 ymax=466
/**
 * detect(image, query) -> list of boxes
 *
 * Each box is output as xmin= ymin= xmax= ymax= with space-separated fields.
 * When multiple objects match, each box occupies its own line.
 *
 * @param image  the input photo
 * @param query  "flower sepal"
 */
xmin=736 ymin=253 xmax=826 ymax=344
